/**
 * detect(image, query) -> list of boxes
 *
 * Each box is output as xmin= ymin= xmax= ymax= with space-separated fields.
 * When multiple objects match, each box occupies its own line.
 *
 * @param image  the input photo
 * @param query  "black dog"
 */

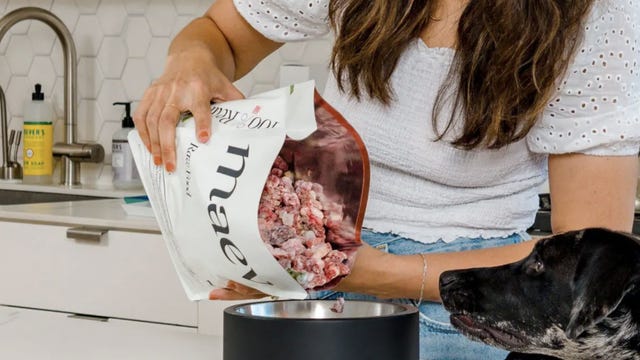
xmin=440 ymin=228 xmax=640 ymax=360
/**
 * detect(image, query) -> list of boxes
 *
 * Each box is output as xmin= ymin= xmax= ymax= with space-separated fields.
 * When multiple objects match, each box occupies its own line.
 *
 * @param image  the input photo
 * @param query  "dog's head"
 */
xmin=440 ymin=228 xmax=640 ymax=357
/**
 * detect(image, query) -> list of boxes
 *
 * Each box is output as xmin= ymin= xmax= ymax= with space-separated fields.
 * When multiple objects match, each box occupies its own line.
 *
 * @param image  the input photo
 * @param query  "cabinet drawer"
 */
xmin=0 ymin=221 xmax=197 ymax=326
xmin=0 ymin=306 xmax=221 ymax=360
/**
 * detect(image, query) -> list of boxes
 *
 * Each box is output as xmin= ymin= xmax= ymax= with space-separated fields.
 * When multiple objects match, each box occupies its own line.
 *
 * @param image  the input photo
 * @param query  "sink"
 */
xmin=0 ymin=189 xmax=108 ymax=205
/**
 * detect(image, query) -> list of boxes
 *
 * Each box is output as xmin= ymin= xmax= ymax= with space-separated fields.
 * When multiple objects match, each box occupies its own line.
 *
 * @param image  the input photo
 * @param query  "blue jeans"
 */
xmin=310 ymin=229 xmax=529 ymax=360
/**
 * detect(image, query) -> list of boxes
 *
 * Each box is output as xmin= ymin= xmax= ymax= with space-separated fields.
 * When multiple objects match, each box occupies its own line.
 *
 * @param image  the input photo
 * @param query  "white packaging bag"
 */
xmin=129 ymin=80 xmax=369 ymax=300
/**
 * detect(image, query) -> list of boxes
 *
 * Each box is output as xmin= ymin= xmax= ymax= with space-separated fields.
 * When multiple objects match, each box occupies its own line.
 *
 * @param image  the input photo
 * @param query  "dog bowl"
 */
xmin=224 ymin=299 xmax=419 ymax=360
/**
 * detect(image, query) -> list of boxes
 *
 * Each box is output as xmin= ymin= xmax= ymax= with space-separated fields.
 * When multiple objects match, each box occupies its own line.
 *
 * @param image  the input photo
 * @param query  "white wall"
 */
xmin=0 ymin=0 xmax=333 ymax=185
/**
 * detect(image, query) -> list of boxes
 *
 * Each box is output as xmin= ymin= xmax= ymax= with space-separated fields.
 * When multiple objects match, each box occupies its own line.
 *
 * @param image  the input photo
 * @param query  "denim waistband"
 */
xmin=361 ymin=228 xmax=530 ymax=256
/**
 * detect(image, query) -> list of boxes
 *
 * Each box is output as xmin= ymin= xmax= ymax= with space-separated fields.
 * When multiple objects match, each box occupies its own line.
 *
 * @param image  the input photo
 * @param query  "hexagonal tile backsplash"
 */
xmin=0 ymin=0 xmax=333 ymax=186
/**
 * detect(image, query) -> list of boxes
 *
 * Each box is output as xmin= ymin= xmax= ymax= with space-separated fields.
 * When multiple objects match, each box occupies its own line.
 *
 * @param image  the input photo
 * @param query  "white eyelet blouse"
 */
xmin=234 ymin=0 xmax=640 ymax=243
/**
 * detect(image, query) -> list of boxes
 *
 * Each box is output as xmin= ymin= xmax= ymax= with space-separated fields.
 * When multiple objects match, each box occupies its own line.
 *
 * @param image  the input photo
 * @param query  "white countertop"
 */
xmin=0 ymin=199 xmax=160 ymax=233
xmin=0 ymin=306 xmax=222 ymax=360
xmin=0 ymin=179 xmax=146 ymax=198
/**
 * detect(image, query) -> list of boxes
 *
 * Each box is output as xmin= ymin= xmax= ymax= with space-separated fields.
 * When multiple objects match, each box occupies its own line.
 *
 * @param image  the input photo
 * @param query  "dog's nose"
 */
xmin=439 ymin=271 xmax=459 ymax=292
xmin=440 ymin=270 xmax=476 ymax=312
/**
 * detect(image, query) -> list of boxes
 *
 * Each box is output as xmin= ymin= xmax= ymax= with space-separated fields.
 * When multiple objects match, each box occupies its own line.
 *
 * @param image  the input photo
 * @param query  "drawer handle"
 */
xmin=67 ymin=226 xmax=108 ymax=242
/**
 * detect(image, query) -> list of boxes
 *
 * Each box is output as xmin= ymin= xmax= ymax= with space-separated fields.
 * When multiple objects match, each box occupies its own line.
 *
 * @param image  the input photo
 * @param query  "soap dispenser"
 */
xmin=23 ymin=83 xmax=54 ymax=184
xmin=112 ymin=102 xmax=142 ymax=190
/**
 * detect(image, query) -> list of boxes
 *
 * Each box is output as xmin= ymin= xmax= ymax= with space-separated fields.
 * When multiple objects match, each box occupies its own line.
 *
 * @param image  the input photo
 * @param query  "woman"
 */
xmin=133 ymin=0 xmax=640 ymax=358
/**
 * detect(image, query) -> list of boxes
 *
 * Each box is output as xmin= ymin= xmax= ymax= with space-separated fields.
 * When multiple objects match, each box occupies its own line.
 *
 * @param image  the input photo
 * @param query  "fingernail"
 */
xmin=165 ymin=162 xmax=175 ymax=173
xmin=198 ymin=130 xmax=210 ymax=143
xmin=209 ymin=289 xmax=221 ymax=300
xmin=153 ymin=156 xmax=162 ymax=165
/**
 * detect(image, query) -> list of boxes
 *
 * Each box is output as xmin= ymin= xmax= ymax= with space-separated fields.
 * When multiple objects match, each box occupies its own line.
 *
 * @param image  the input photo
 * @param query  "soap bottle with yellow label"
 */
xmin=23 ymin=84 xmax=54 ymax=184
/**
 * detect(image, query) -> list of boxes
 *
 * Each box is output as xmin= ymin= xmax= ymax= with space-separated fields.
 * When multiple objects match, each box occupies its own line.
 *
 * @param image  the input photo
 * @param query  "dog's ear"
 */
xmin=565 ymin=240 xmax=638 ymax=339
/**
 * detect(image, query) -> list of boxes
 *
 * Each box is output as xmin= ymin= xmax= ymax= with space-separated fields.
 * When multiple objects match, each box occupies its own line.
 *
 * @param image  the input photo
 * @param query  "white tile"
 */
xmin=0 ymin=35 xmax=9 ymax=54
xmin=0 ymin=0 xmax=8 ymax=13
xmin=0 ymin=57 xmax=10 ymax=89
xmin=145 ymin=0 xmax=176 ymax=37
xmin=97 ymin=79 xmax=127 ymax=122
xmin=300 ymin=39 xmax=332 ymax=65
xmin=5 ymin=1 xmax=31 ymax=34
xmin=73 ymin=15 xmax=103 ymax=57
xmin=279 ymin=43 xmax=307 ymax=62
xmin=28 ymin=0 xmax=53 ymax=9
xmin=171 ymin=15 xmax=194 ymax=39
xmin=50 ymin=76 xmax=63 ymax=119
xmin=96 ymin=1 xmax=127 ymax=36
xmin=146 ymin=36 xmax=170 ymax=80
xmin=124 ymin=17 xmax=151 ymax=58
xmin=5 ymin=35 xmax=34 ymax=76
xmin=97 ymin=119 xmax=121 ymax=158
xmin=7 ymin=115 xmax=22 ymax=138
xmin=77 ymin=99 xmax=101 ymax=142
xmin=28 ymin=21 xmax=57 ymax=55
xmin=98 ymin=37 xmax=127 ymax=78
xmin=124 ymin=0 xmax=149 ymax=15
xmin=50 ymin=38 xmax=63 ymax=76
xmin=121 ymin=58 xmax=150 ymax=101
xmin=27 ymin=56 xmax=56 ymax=96
xmin=250 ymin=51 xmax=281 ymax=84
xmin=5 ymin=75 xmax=31 ymax=117
xmin=196 ymin=0 xmax=212 ymax=14
xmin=73 ymin=0 xmax=99 ymax=14
xmin=52 ymin=111 xmax=64 ymax=142
xmin=77 ymin=56 xmax=103 ymax=99
xmin=98 ymin=119 xmax=121 ymax=144
xmin=171 ymin=0 xmax=199 ymax=15
xmin=51 ymin=0 xmax=80 ymax=32
xmin=233 ymin=73 xmax=254 ymax=97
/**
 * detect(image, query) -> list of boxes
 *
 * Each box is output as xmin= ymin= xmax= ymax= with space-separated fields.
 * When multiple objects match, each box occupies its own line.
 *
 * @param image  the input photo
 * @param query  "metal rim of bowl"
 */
xmin=224 ymin=299 xmax=418 ymax=320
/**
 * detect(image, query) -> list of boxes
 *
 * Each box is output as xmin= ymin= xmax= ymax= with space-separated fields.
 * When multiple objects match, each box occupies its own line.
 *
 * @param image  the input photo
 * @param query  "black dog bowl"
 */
xmin=224 ymin=299 xmax=419 ymax=360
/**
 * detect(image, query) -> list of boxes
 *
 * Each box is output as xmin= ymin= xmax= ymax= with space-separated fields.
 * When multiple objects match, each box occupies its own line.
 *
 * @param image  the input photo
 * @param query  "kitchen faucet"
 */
xmin=0 ymin=7 xmax=104 ymax=186
xmin=0 ymin=85 xmax=22 ymax=180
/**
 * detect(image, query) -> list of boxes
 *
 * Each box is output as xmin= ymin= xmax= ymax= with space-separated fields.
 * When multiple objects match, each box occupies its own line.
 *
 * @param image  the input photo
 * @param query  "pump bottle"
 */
xmin=23 ymin=84 xmax=54 ymax=184
xmin=112 ymin=102 xmax=142 ymax=190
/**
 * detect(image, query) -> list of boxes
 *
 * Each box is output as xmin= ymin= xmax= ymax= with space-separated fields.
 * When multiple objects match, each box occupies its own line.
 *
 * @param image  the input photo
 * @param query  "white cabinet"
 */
xmin=197 ymin=299 xmax=254 ymax=336
xmin=0 ymin=305 xmax=222 ymax=359
xmin=0 ymin=221 xmax=197 ymax=326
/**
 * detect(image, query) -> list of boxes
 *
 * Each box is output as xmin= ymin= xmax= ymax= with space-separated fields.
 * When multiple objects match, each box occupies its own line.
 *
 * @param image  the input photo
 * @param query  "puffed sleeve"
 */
xmin=527 ymin=0 xmax=640 ymax=156
xmin=233 ymin=0 xmax=331 ymax=42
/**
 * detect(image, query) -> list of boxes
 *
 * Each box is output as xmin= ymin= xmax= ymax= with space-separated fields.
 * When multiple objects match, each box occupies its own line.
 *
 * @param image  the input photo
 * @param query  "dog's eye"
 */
xmin=527 ymin=260 xmax=545 ymax=275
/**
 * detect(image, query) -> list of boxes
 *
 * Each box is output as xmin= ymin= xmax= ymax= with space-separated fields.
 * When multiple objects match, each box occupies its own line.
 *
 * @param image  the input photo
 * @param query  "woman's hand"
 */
xmin=209 ymin=281 xmax=270 ymax=300
xmin=132 ymin=45 xmax=244 ymax=173
xmin=131 ymin=0 xmax=282 ymax=173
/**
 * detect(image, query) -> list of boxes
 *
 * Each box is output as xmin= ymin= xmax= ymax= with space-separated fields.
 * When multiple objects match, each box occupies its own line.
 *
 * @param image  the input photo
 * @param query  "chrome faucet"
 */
xmin=0 ymin=85 xmax=22 ymax=180
xmin=0 ymin=7 xmax=104 ymax=186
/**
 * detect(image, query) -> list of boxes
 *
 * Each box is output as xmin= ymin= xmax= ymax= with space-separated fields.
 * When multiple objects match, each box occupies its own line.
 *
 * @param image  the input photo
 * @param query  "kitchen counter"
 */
xmin=0 ymin=199 xmax=159 ymax=233
xmin=529 ymin=210 xmax=640 ymax=236
xmin=0 ymin=180 xmax=145 ymax=198
xmin=0 ymin=306 xmax=222 ymax=360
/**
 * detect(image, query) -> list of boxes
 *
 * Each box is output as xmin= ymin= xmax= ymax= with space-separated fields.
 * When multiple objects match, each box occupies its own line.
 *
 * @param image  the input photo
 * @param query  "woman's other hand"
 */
xmin=209 ymin=281 xmax=270 ymax=300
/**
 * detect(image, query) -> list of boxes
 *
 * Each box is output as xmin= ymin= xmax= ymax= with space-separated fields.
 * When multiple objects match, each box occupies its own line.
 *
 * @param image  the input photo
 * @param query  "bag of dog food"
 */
xmin=129 ymin=81 xmax=369 ymax=300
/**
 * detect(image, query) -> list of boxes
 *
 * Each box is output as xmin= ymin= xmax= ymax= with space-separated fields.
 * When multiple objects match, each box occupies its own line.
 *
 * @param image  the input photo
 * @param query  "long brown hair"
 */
xmin=328 ymin=0 xmax=595 ymax=149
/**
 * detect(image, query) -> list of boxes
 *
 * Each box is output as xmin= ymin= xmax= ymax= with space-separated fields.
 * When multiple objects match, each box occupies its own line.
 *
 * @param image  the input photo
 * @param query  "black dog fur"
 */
xmin=440 ymin=228 xmax=640 ymax=360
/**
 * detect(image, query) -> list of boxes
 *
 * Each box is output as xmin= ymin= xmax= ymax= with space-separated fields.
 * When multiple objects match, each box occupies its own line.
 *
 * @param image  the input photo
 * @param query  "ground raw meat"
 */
xmin=330 ymin=297 xmax=345 ymax=313
xmin=258 ymin=156 xmax=352 ymax=290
